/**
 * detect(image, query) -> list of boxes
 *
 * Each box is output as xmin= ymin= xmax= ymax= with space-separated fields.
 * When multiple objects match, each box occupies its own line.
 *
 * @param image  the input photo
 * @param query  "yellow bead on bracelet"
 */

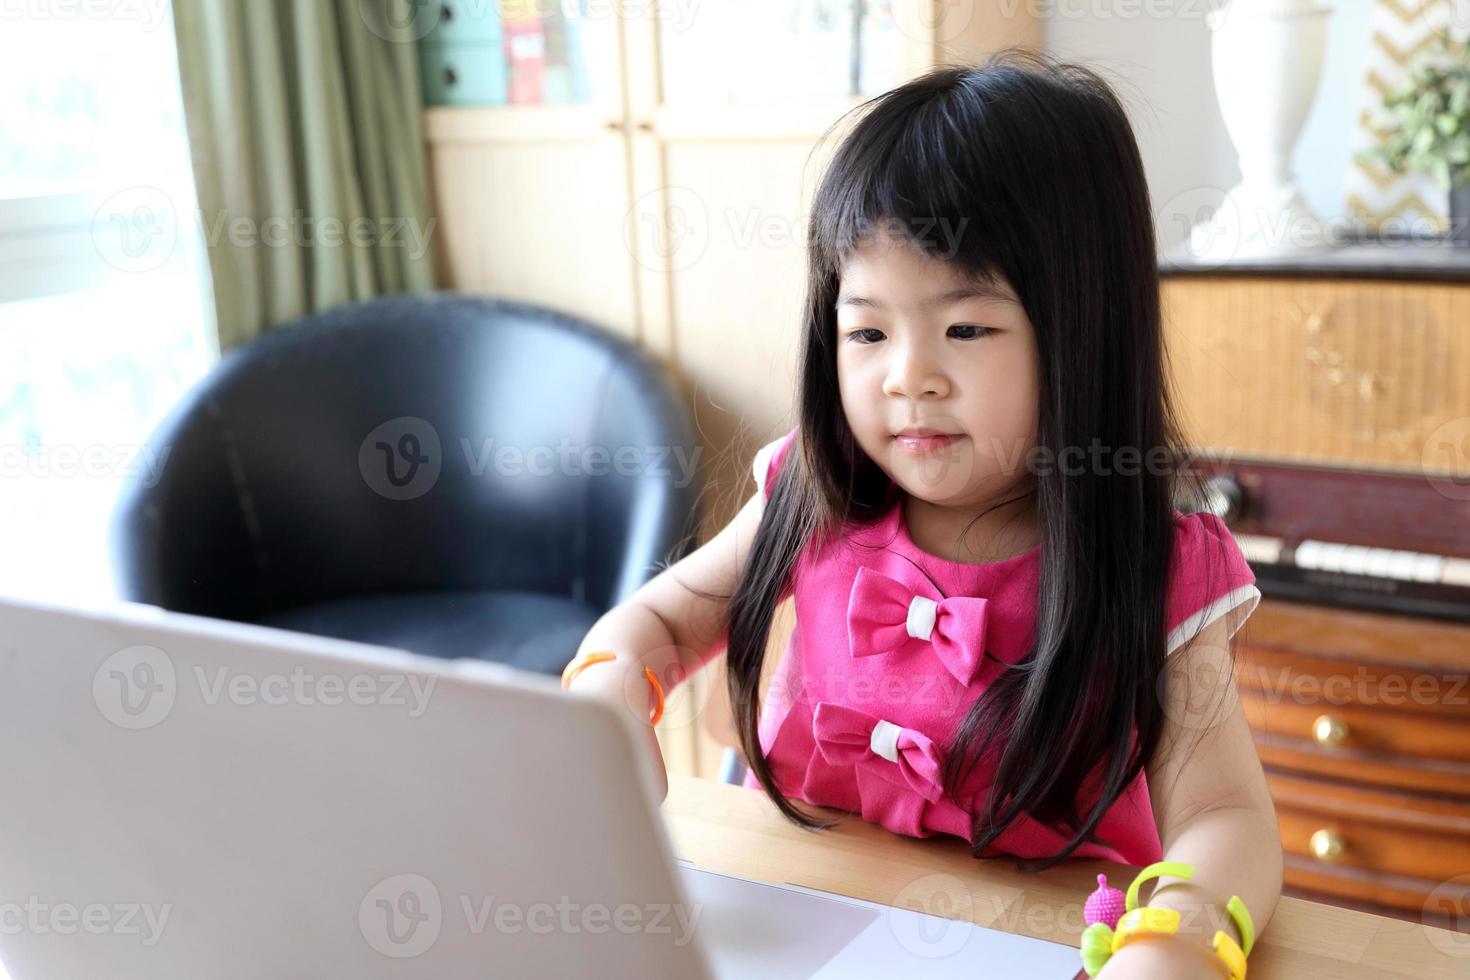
xmin=1110 ymin=905 xmax=1181 ymax=954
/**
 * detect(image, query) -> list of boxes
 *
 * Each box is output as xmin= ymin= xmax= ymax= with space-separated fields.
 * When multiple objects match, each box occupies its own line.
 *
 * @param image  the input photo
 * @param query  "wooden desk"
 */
xmin=661 ymin=774 xmax=1470 ymax=979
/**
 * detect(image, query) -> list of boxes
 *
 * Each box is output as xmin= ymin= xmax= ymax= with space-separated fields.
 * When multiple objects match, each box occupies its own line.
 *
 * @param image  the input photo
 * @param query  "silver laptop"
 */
xmin=0 ymin=595 xmax=1080 ymax=978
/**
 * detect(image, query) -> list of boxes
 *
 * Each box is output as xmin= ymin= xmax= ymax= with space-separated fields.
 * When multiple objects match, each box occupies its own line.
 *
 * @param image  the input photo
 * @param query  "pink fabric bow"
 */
xmin=846 ymin=566 xmax=990 ymax=686
xmin=811 ymin=700 xmax=945 ymax=802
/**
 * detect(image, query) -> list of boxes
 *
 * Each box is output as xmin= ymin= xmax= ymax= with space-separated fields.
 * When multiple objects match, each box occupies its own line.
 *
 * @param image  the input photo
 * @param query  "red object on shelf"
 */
xmin=503 ymin=12 xmax=545 ymax=105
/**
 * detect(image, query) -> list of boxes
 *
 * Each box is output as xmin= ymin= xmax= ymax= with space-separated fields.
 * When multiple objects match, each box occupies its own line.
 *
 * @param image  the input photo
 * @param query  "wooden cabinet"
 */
xmin=1162 ymin=259 xmax=1470 ymax=926
xmin=1234 ymin=600 xmax=1470 ymax=924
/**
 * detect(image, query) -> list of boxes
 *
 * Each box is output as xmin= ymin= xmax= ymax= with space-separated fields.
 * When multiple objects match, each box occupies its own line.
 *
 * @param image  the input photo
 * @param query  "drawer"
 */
xmin=422 ymin=0 xmax=504 ymax=43
xmin=418 ymin=42 xmax=507 ymax=107
xmin=1239 ymin=690 xmax=1470 ymax=767
xmin=1251 ymin=734 xmax=1470 ymax=797
xmin=1268 ymin=772 xmax=1470 ymax=911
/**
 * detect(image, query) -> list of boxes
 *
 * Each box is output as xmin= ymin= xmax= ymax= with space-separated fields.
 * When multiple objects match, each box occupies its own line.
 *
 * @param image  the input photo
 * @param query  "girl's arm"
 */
xmin=1100 ymin=615 xmax=1284 ymax=979
xmin=563 ymin=491 xmax=767 ymax=802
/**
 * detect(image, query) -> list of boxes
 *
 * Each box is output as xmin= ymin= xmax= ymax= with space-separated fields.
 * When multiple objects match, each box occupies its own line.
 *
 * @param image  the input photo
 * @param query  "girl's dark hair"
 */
xmin=724 ymin=48 xmax=1218 ymax=870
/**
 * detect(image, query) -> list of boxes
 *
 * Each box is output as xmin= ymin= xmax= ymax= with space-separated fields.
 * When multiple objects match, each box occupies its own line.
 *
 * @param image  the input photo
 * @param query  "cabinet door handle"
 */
xmin=443 ymin=66 xmax=459 ymax=88
xmin=1312 ymin=713 xmax=1349 ymax=747
xmin=1309 ymin=828 xmax=1346 ymax=863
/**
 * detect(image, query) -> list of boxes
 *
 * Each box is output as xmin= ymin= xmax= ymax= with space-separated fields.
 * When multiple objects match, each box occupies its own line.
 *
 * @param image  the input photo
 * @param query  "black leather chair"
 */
xmin=110 ymin=293 xmax=702 ymax=675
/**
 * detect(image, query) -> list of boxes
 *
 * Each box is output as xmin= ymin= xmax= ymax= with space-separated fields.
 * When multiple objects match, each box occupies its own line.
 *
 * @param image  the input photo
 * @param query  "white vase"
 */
xmin=1191 ymin=0 xmax=1334 ymax=258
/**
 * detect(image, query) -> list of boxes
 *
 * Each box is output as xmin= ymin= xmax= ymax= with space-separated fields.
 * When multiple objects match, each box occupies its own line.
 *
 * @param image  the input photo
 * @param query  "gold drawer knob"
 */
xmin=1312 ymin=713 xmax=1349 ymax=747
xmin=1310 ymin=828 xmax=1346 ymax=863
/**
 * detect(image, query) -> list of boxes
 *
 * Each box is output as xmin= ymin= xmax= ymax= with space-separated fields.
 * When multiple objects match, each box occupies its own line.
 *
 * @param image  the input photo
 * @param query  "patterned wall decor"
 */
xmin=1346 ymin=0 xmax=1465 ymax=234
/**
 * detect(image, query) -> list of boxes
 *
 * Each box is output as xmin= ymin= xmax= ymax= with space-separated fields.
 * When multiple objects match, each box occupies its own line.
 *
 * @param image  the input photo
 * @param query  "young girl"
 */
xmin=565 ymin=49 xmax=1282 ymax=979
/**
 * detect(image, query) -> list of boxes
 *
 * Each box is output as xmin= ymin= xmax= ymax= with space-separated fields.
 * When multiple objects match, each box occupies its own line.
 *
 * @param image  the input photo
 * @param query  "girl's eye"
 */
xmin=949 ymin=324 xmax=994 ymax=340
xmin=847 ymin=328 xmax=885 ymax=344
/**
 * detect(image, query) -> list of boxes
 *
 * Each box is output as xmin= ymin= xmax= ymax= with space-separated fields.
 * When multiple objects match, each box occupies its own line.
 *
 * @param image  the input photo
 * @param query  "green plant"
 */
xmin=1357 ymin=30 xmax=1470 ymax=190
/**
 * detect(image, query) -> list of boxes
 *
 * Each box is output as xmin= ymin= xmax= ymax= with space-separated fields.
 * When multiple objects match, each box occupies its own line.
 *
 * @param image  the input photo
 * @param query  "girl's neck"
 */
xmin=902 ymin=488 xmax=1041 ymax=565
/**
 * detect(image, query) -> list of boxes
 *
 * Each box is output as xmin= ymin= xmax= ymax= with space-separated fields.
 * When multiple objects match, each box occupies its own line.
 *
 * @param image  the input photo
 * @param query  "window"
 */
xmin=0 ymin=6 xmax=214 ymax=603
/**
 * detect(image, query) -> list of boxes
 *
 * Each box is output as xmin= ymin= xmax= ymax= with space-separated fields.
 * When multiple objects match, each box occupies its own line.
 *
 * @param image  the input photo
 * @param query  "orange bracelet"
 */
xmin=561 ymin=650 xmax=615 ymax=689
xmin=643 ymin=666 xmax=664 ymax=726
xmin=561 ymin=651 xmax=664 ymax=726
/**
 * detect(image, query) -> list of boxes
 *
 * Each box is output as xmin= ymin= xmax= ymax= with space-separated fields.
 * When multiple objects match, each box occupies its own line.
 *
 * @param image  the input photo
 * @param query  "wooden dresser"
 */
xmin=1234 ymin=600 xmax=1470 ymax=924
xmin=1161 ymin=243 xmax=1470 ymax=929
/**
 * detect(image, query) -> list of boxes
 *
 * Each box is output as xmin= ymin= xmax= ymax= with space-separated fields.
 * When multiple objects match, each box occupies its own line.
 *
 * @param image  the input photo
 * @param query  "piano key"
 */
xmin=1385 ymin=550 xmax=1420 ymax=581
xmin=1294 ymin=539 xmax=1324 ymax=569
xmin=1442 ymin=558 xmax=1470 ymax=588
xmin=1235 ymin=533 xmax=1283 ymax=565
xmin=1410 ymin=553 xmax=1445 ymax=583
xmin=1341 ymin=546 xmax=1372 ymax=575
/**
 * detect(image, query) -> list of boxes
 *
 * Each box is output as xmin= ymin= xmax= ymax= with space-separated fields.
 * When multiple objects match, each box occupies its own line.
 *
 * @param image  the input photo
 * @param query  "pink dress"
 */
xmin=738 ymin=425 xmax=1261 ymax=866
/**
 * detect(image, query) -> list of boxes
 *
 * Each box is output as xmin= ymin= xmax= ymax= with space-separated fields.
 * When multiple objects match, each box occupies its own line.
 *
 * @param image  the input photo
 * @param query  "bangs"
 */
xmin=810 ymin=83 xmax=1018 ymax=295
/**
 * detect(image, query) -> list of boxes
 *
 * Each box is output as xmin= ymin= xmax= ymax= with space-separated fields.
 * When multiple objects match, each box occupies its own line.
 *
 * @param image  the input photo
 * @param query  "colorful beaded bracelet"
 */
xmin=1080 ymin=861 xmax=1255 ymax=978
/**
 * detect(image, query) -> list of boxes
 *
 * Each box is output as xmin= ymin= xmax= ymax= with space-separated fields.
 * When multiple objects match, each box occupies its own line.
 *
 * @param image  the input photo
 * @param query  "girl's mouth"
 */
xmin=894 ymin=433 xmax=964 ymax=455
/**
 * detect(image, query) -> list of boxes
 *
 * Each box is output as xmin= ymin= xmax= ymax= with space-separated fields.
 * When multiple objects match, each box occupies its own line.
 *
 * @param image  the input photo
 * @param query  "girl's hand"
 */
xmin=1094 ymin=934 xmax=1225 ymax=980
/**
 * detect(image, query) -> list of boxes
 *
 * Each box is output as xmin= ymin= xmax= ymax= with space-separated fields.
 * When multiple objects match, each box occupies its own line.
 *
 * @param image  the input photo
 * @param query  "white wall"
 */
xmin=1045 ymin=1 xmax=1371 ymax=253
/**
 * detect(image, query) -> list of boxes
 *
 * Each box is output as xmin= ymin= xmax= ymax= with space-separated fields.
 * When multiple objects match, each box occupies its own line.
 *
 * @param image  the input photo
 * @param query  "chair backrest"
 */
xmin=110 ymin=294 xmax=702 ymax=622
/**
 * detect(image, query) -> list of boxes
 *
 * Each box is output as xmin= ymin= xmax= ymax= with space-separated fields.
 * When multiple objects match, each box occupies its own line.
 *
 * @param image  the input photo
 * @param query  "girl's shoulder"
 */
xmin=1164 ymin=508 xmax=1261 ymax=656
xmin=751 ymin=424 xmax=800 ymax=514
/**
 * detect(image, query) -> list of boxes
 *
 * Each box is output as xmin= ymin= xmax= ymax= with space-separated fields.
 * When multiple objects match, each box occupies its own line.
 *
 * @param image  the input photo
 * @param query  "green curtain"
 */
xmin=171 ymin=0 xmax=438 ymax=351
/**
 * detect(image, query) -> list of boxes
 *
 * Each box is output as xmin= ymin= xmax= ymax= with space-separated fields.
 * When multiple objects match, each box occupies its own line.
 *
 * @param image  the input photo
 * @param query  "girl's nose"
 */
xmin=882 ymin=345 xmax=949 ymax=400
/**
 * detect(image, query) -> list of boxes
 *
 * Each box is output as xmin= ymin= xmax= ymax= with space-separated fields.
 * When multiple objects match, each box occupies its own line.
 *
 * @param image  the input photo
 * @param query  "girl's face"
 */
xmin=835 ymin=230 xmax=1040 ymax=509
